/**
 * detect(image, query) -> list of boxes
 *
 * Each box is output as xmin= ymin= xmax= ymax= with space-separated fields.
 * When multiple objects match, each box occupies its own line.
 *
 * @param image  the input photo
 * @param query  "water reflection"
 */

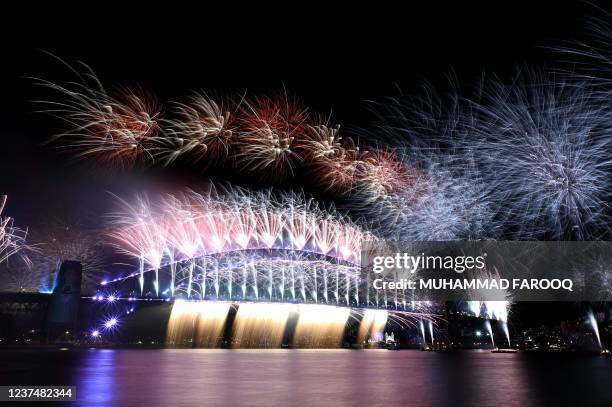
xmin=1 ymin=349 xmax=611 ymax=406
xmin=77 ymin=349 xmax=116 ymax=404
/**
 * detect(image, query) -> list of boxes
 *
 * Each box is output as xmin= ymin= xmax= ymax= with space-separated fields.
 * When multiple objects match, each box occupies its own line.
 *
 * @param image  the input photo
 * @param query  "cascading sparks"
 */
xmin=107 ymin=187 xmax=373 ymax=299
xmin=357 ymin=309 xmax=388 ymax=345
xmin=166 ymin=300 xmax=231 ymax=347
xmin=292 ymin=305 xmax=351 ymax=348
xmin=166 ymin=302 xmax=388 ymax=348
xmin=232 ymin=303 xmax=295 ymax=348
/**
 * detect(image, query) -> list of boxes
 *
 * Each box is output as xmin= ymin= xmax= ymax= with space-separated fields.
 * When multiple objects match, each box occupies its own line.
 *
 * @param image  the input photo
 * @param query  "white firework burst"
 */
xmin=467 ymin=73 xmax=611 ymax=240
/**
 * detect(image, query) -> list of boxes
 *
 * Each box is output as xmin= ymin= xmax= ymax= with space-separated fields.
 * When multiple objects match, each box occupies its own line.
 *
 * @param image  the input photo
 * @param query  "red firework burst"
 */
xmin=235 ymin=95 xmax=311 ymax=179
xmin=360 ymin=148 xmax=420 ymax=196
xmin=304 ymin=126 xmax=366 ymax=194
xmin=48 ymin=82 xmax=162 ymax=168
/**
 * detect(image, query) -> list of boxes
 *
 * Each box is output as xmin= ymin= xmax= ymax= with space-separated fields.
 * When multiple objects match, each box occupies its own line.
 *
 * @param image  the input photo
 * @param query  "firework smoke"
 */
xmin=26 ymin=217 xmax=107 ymax=293
xmin=0 ymin=260 xmax=43 ymax=293
xmin=1 ymin=213 xmax=106 ymax=294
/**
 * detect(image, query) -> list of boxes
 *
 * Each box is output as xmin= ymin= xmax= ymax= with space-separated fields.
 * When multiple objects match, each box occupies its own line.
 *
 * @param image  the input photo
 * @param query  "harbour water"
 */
xmin=1 ymin=348 xmax=611 ymax=406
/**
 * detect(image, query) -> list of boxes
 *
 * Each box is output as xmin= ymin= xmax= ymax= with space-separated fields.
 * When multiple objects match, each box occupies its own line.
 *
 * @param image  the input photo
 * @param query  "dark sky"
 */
xmin=0 ymin=1 xmax=597 ymax=226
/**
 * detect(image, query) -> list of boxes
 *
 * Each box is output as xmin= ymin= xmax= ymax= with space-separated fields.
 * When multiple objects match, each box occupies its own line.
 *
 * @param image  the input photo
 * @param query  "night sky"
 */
xmin=1 ymin=2 xmax=594 ymax=225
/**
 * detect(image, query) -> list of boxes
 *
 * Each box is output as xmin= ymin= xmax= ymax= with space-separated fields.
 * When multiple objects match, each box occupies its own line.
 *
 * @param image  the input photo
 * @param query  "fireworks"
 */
xmin=36 ymin=62 xmax=161 ymax=168
xmin=0 ymin=261 xmax=42 ymax=293
xmin=1 ymin=215 xmax=106 ymax=294
xmin=32 ymin=23 xmax=612 ymax=348
xmin=166 ymin=301 xmax=437 ymax=348
xmin=556 ymin=11 xmax=612 ymax=86
xmin=104 ymin=187 xmax=441 ymax=312
xmin=159 ymin=94 xmax=237 ymax=166
xmin=305 ymin=126 xmax=366 ymax=193
xmin=235 ymin=96 xmax=318 ymax=179
xmin=361 ymin=72 xmax=611 ymax=241
xmin=106 ymin=186 xmax=377 ymax=300
xmin=167 ymin=301 xmax=231 ymax=347
xmin=357 ymin=309 xmax=389 ymax=344
xmin=302 ymin=124 xmax=343 ymax=159
xmin=38 ymin=65 xmax=428 ymax=195
xmin=0 ymin=195 xmax=31 ymax=264
xmin=346 ymin=150 xmax=498 ymax=241
xmin=37 ymin=40 xmax=612 ymax=243
xmin=109 ymin=186 xmax=371 ymax=267
xmin=292 ymin=304 xmax=351 ymax=347
xmin=359 ymin=148 xmax=418 ymax=198
xmin=25 ymin=217 xmax=107 ymax=294
xmin=467 ymin=74 xmax=611 ymax=240
xmin=235 ymin=95 xmax=311 ymax=179
xmin=348 ymin=88 xmax=501 ymax=240
xmin=0 ymin=195 xmax=37 ymax=292
xmin=587 ymin=308 xmax=602 ymax=349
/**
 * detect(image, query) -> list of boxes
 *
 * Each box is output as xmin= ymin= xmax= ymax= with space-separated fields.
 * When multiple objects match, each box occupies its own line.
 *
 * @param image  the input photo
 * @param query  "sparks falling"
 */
xmin=0 ymin=196 xmax=32 ymax=264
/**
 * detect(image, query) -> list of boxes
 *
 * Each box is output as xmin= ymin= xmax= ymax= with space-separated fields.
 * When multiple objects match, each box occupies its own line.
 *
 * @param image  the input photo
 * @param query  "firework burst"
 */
xmin=108 ymin=185 xmax=372 ymax=266
xmin=360 ymin=70 xmax=612 ymax=241
xmin=304 ymin=125 xmax=366 ymax=193
xmin=348 ymin=83 xmax=501 ymax=240
xmin=358 ymin=148 xmax=421 ymax=200
xmin=345 ymin=149 xmax=498 ymax=241
xmin=36 ymin=61 xmax=161 ymax=168
xmin=104 ymin=186 xmax=389 ymax=304
xmin=302 ymin=124 xmax=344 ymax=159
xmin=467 ymin=73 xmax=611 ymax=240
xmin=555 ymin=8 xmax=612 ymax=85
xmin=235 ymin=95 xmax=311 ymax=179
xmin=159 ymin=93 xmax=237 ymax=167
xmin=0 ymin=196 xmax=32 ymax=264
